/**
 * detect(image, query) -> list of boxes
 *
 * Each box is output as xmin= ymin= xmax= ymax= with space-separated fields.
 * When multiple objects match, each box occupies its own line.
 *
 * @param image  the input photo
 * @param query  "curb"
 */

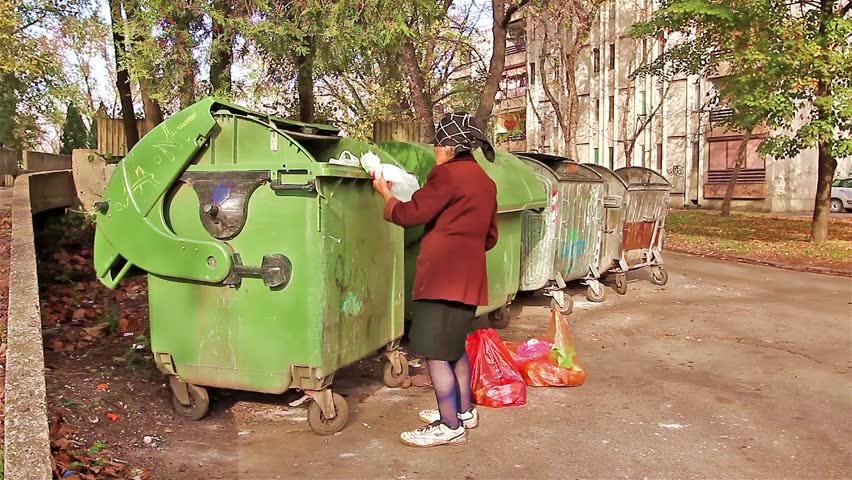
xmin=4 ymin=171 xmax=76 ymax=480
xmin=668 ymin=248 xmax=852 ymax=277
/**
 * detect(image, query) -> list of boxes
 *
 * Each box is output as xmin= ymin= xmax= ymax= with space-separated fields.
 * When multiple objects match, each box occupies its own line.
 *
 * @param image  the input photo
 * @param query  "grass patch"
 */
xmin=666 ymin=210 xmax=852 ymax=270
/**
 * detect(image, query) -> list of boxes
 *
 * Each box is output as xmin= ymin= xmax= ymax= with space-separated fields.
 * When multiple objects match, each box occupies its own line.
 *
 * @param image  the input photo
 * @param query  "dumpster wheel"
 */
xmin=586 ymin=283 xmax=607 ymax=303
xmin=171 ymin=383 xmax=210 ymax=421
xmin=650 ymin=266 xmax=669 ymax=286
xmin=615 ymin=273 xmax=628 ymax=295
xmin=308 ymin=392 xmax=349 ymax=436
xmin=551 ymin=296 xmax=573 ymax=315
xmin=382 ymin=354 xmax=410 ymax=388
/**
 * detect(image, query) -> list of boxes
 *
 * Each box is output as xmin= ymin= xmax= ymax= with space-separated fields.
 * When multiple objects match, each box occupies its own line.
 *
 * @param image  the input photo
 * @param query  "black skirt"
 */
xmin=409 ymin=299 xmax=477 ymax=361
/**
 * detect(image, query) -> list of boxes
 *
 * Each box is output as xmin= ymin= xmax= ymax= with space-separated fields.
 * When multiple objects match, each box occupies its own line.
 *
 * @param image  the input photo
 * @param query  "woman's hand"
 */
xmin=372 ymin=173 xmax=394 ymax=201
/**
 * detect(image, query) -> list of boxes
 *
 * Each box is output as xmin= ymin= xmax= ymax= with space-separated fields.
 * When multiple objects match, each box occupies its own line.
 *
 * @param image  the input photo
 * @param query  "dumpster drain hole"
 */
xmin=207 ymin=256 xmax=217 ymax=268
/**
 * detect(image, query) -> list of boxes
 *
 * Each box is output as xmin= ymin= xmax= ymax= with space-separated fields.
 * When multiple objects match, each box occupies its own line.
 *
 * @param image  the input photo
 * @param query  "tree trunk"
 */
xmin=720 ymin=129 xmax=752 ymax=217
xmin=475 ymin=0 xmax=529 ymax=123
xmin=210 ymin=0 xmax=234 ymax=95
xmin=538 ymin=34 xmax=569 ymax=154
xmin=139 ymin=80 xmax=163 ymax=131
xmin=809 ymin=0 xmax=837 ymax=243
xmin=123 ymin=0 xmax=163 ymax=132
xmin=108 ymin=0 xmax=139 ymax=151
xmin=475 ymin=0 xmax=509 ymax=123
xmin=564 ymin=50 xmax=580 ymax=159
xmin=810 ymin=141 xmax=837 ymax=243
xmin=295 ymin=38 xmax=316 ymax=123
xmin=401 ymin=40 xmax=436 ymax=142
xmin=174 ymin=11 xmax=198 ymax=109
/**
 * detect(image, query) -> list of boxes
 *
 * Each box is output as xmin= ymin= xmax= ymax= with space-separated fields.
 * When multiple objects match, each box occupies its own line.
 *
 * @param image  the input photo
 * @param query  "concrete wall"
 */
xmin=0 ymin=149 xmax=73 ymax=186
xmin=5 ymin=170 xmax=77 ymax=479
xmin=0 ymin=148 xmax=21 ymax=186
xmin=21 ymin=150 xmax=72 ymax=173
xmin=72 ymin=149 xmax=116 ymax=213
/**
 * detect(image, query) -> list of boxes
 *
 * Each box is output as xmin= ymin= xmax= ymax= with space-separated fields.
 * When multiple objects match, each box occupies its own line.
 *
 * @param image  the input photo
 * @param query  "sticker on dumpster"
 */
xmin=550 ymin=191 xmax=559 ymax=224
xmin=270 ymin=130 xmax=279 ymax=151
xmin=213 ymin=182 xmax=235 ymax=204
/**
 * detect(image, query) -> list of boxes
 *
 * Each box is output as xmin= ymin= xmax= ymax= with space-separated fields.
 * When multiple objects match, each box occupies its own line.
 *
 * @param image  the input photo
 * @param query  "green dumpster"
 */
xmin=378 ymin=142 xmax=547 ymax=329
xmin=93 ymin=97 xmax=408 ymax=435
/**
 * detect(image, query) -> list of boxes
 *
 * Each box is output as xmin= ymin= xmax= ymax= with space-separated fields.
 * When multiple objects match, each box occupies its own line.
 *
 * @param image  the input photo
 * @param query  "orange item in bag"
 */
xmin=513 ymin=308 xmax=587 ymax=387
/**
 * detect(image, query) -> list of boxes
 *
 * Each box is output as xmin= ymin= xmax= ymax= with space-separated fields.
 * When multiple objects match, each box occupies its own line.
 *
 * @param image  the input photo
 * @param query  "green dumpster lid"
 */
xmin=380 ymin=142 xmax=547 ymax=212
xmin=517 ymin=153 xmax=604 ymax=183
xmin=206 ymin=97 xmax=341 ymax=137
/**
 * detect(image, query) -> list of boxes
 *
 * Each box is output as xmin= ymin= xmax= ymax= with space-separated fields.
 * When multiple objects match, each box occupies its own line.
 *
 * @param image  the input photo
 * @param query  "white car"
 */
xmin=830 ymin=177 xmax=852 ymax=213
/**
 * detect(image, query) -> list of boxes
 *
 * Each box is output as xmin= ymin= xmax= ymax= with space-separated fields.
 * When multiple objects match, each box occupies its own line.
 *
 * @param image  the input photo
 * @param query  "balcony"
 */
xmin=506 ymin=42 xmax=527 ymax=56
xmin=496 ymin=86 xmax=527 ymax=113
xmin=496 ymin=138 xmax=527 ymax=153
xmin=496 ymin=131 xmax=527 ymax=152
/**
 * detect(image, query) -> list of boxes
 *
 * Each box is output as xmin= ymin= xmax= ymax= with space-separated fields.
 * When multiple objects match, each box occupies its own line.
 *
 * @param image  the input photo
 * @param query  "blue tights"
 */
xmin=426 ymin=353 xmax=472 ymax=429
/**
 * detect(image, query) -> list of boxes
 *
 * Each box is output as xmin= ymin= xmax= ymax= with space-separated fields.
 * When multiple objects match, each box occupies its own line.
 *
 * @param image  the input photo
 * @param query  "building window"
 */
xmin=642 ymin=38 xmax=648 ymax=60
xmin=708 ymin=138 xmax=766 ymax=176
xmin=594 ymin=99 xmax=600 ymax=121
xmin=609 ymin=44 xmax=616 ymax=70
xmin=608 ymin=96 xmax=615 ymax=121
xmin=694 ymin=83 xmax=702 ymax=111
xmin=593 ymin=48 xmax=600 ymax=73
xmin=640 ymin=144 xmax=647 ymax=168
xmin=594 ymin=148 xmax=600 ymax=165
xmin=692 ymin=142 xmax=700 ymax=172
xmin=641 ymin=91 xmax=647 ymax=115
xmin=608 ymin=146 xmax=614 ymax=169
xmin=530 ymin=62 xmax=536 ymax=85
xmin=609 ymin=0 xmax=616 ymax=18
xmin=657 ymin=144 xmax=663 ymax=172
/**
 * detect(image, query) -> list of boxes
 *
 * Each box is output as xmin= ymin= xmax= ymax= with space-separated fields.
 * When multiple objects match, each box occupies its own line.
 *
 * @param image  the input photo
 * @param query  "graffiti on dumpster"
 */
xmin=333 ymin=254 xmax=372 ymax=318
xmin=341 ymin=291 xmax=363 ymax=316
xmin=560 ymin=230 xmax=587 ymax=272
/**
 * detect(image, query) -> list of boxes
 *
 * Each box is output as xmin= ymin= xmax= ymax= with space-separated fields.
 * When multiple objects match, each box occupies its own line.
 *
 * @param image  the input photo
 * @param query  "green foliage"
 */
xmin=631 ymin=0 xmax=852 ymax=160
xmin=59 ymin=102 xmax=88 ymax=154
xmin=87 ymin=117 xmax=98 ymax=149
xmin=87 ymin=440 xmax=107 ymax=455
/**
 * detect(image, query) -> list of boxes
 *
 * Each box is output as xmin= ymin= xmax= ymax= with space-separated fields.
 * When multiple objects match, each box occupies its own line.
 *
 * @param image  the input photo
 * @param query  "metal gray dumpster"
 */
xmin=615 ymin=166 xmax=671 ymax=286
xmin=583 ymin=163 xmax=630 ymax=294
xmin=516 ymin=153 xmax=607 ymax=309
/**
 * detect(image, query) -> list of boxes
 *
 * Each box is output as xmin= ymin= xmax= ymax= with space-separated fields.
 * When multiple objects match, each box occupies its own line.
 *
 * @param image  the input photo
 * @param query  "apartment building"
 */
xmin=500 ymin=2 xmax=850 ymax=212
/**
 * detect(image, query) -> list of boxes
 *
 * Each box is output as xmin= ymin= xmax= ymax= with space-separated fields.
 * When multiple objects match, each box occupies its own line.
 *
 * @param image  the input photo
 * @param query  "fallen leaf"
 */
xmin=106 ymin=412 xmax=120 ymax=421
xmin=72 ymin=308 xmax=87 ymax=321
xmin=96 ymin=383 xmax=109 ymax=391
xmin=83 ymin=323 xmax=109 ymax=339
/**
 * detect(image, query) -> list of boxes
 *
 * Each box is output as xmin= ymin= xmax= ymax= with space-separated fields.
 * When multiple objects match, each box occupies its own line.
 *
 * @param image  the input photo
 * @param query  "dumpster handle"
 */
xmin=271 ymin=179 xmax=317 ymax=192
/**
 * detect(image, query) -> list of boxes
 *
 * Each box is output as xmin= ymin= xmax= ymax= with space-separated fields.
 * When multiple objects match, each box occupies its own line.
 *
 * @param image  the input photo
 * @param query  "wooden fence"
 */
xmin=96 ymin=117 xmax=152 ymax=157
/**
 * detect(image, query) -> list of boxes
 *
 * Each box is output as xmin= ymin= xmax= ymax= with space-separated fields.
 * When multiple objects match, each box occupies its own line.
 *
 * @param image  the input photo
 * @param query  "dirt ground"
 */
xmin=0 ymin=188 xmax=12 ymax=463
xmin=33 ymin=212 xmax=852 ymax=479
xmin=150 ymin=253 xmax=849 ymax=479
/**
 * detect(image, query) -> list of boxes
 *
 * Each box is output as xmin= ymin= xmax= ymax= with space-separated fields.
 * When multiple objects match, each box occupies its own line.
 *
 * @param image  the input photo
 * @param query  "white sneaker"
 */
xmin=400 ymin=421 xmax=467 ymax=447
xmin=418 ymin=408 xmax=479 ymax=429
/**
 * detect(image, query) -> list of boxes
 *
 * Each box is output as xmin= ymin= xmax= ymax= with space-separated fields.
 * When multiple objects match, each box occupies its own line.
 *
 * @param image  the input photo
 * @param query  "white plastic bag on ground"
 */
xmin=359 ymin=151 xmax=420 ymax=202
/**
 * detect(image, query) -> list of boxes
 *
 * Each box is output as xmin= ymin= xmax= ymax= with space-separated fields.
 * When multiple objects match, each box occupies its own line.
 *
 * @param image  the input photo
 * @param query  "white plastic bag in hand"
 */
xmin=329 ymin=150 xmax=361 ymax=167
xmin=360 ymin=151 xmax=420 ymax=202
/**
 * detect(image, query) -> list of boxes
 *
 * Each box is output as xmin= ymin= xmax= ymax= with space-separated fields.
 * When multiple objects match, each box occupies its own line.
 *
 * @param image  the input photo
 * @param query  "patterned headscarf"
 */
xmin=434 ymin=112 xmax=496 ymax=162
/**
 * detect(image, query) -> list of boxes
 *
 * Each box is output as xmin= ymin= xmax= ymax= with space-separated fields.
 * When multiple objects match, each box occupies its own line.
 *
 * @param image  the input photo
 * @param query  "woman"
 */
xmin=372 ymin=112 xmax=499 ymax=448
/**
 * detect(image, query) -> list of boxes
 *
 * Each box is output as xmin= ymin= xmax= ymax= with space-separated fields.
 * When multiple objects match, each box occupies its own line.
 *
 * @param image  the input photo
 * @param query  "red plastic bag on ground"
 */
xmin=466 ymin=329 xmax=527 ymax=407
xmin=507 ymin=309 xmax=586 ymax=387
